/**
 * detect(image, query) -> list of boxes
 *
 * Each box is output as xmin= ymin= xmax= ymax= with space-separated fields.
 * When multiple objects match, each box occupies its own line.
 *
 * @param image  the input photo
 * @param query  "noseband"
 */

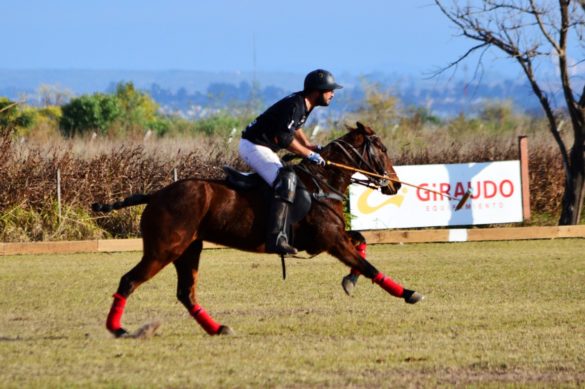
xmin=329 ymin=136 xmax=393 ymax=189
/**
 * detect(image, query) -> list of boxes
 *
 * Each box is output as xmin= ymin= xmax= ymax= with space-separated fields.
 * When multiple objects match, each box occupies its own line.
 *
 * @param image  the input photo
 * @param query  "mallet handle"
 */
xmin=326 ymin=160 xmax=458 ymax=201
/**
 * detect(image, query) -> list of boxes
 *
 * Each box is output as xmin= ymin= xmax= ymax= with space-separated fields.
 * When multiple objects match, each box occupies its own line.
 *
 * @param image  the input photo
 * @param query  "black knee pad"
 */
xmin=273 ymin=167 xmax=297 ymax=203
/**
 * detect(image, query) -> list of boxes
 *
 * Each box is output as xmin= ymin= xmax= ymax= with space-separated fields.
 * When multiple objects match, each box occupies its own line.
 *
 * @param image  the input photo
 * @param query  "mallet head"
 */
xmin=455 ymin=189 xmax=472 ymax=211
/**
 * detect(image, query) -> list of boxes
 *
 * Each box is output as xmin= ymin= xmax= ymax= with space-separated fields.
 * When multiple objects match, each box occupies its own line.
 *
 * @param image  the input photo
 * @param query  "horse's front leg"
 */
xmin=328 ymin=237 xmax=424 ymax=304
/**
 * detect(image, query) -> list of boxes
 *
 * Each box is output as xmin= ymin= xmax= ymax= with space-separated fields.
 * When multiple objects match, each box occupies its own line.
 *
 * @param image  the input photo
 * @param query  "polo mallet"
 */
xmin=326 ymin=160 xmax=472 ymax=211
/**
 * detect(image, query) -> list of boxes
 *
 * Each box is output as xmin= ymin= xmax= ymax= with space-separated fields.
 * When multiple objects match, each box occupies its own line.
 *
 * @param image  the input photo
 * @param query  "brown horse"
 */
xmin=94 ymin=122 xmax=423 ymax=337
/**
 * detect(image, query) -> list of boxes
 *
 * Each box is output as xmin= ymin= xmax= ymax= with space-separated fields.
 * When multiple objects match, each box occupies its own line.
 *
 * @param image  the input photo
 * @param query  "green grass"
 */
xmin=1 ymin=240 xmax=584 ymax=388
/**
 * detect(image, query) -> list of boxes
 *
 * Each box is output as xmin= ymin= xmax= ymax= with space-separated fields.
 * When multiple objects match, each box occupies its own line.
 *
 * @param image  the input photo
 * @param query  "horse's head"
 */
xmin=326 ymin=122 xmax=401 ymax=195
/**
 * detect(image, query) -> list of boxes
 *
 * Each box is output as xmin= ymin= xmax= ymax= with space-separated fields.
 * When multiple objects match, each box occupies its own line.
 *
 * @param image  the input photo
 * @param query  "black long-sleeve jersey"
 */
xmin=242 ymin=91 xmax=311 ymax=152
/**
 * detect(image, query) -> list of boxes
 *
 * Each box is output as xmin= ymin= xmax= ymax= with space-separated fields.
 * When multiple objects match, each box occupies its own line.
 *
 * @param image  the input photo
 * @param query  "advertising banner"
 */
xmin=349 ymin=161 xmax=524 ymax=230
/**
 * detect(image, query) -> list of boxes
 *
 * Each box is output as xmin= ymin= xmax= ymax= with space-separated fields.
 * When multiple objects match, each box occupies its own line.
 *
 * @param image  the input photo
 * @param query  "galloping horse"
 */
xmin=93 ymin=122 xmax=423 ymax=337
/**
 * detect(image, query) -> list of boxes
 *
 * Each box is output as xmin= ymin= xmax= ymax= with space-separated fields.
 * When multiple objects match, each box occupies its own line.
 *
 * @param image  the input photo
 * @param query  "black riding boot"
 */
xmin=266 ymin=198 xmax=298 ymax=255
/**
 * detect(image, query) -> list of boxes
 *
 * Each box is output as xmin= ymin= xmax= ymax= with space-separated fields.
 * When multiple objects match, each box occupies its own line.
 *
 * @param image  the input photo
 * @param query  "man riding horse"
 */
xmin=95 ymin=70 xmax=424 ymax=338
xmin=239 ymin=69 xmax=341 ymax=255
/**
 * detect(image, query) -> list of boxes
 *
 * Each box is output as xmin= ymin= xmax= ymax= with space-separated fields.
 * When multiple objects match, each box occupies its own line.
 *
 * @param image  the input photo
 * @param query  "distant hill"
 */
xmin=0 ymin=69 xmax=544 ymax=117
xmin=0 ymin=69 xmax=302 ymax=95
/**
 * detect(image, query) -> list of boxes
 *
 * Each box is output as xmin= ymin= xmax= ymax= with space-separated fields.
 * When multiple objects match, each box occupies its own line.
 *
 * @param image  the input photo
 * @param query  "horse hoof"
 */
xmin=112 ymin=328 xmax=130 ymax=338
xmin=341 ymin=276 xmax=356 ymax=296
xmin=217 ymin=325 xmax=235 ymax=336
xmin=404 ymin=291 xmax=424 ymax=304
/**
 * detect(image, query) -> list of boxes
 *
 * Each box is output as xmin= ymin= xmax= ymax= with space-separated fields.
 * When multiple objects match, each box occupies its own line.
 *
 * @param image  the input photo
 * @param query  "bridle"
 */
xmin=290 ymin=133 xmax=396 ymax=205
xmin=328 ymin=135 xmax=396 ymax=190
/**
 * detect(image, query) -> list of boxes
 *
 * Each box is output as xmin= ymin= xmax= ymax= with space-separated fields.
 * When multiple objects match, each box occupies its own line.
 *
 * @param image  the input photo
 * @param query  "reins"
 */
xmin=294 ymin=163 xmax=346 ymax=202
xmin=327 ymin=137 xmax=395 ymax=191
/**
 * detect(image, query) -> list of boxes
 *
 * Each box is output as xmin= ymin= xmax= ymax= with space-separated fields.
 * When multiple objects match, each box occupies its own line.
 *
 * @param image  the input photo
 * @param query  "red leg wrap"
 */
xmin=190 ymin=304 xmax=221 ymax=335
xmin=373 ymin=273 xmax=404 ymax=297
xmin=349 ymin=242 xmax=367 ymax=276
xmin=356 ymin=243 xmax=367 ymax=259
xmin=106 ymin=293 xmax=127 ymax=332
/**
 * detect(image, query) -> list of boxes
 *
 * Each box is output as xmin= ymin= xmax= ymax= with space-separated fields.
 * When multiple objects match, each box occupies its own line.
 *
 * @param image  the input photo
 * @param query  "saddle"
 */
xmin=223 ymin=165 xmax=345 ymax=279
xmin=222 ymin=166 xmax=312 ymax=224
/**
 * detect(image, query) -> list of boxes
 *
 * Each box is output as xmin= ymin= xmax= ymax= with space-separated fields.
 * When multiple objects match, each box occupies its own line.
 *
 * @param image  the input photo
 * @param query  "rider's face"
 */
xmin=318 ymin=90 xmax=335 ymax=106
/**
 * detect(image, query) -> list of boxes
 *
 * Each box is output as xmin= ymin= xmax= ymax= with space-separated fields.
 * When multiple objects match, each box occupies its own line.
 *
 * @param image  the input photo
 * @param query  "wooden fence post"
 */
xmin=519 ymin=136 xmax=531 ymax=221
xmin=57 ymin=169 xmax=62 ymax=221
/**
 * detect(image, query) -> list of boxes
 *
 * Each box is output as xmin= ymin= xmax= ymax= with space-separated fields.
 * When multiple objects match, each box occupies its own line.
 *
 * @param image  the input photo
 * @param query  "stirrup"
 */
xmin=273 ymin=238 xmax=298 ymax=255
xmin=267 ymin=234 xmax=298 ymax=255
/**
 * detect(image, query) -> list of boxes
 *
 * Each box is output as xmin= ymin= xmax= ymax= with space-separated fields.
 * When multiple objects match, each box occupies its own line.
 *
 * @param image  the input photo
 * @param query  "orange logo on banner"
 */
xmin=357 ymin=188 xmax=407 ymax=214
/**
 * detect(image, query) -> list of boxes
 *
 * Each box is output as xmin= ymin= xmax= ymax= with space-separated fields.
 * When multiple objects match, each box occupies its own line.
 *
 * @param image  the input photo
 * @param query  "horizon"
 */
xmin=0 ymin=67 xmax=545 ymax=119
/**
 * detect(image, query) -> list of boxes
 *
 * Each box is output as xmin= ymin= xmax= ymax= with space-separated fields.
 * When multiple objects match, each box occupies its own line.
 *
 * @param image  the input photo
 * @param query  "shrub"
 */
xmin=114 ymin=82 xmax=159 ymax=135
xmin=0 ymin=203 xmax=106 ymax=242
xmin=60 ymin=94 xmax=122 ymax=137
xmin=190 ymin=112 xmax=254 ymax=137
xmin=0 ymin=98 xmax=35 ymax=130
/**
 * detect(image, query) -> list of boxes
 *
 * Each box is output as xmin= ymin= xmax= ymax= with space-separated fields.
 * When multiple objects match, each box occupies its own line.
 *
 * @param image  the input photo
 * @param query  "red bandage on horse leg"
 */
xmin=349 ymin=242 xmax=367 ymax=276
xmin=373 ymin=273 xmax=404 ymax=297
xmin=106 ymin=293 xmax=127 ymax=332
xmin=190 ymin=304 xmax=221 ymax=335
xmin=356 ymin=243 xmax=367 ymax=259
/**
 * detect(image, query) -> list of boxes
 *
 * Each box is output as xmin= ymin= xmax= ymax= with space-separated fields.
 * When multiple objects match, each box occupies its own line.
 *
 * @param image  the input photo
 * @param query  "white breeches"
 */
xmin=239 ymin=138 xmax=283 ymax=186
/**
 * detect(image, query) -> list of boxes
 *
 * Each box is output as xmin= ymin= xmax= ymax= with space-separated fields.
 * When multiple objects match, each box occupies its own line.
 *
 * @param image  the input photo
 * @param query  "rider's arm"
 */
xmin=288 ymin=128 xmax=325 ymax=165
xmin=294 ymin=128 xmax=311 ymax=147
xmin=287 ymin=137 xmax=313 ymax=157
xmin=295 ymin=128 xmax=319 ymax=151
xmin=294 ymin=128 xmax=320 ymax=152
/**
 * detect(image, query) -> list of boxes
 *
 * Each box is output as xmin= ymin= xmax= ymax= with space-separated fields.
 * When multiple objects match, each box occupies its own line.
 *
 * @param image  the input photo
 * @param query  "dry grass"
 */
xmin=0 ymin=126 xmax=568 ymax=241
xmin=0 ymin=131 xmax=246 ymax=240
xmin=0 ymin=240 xmax=584 ymax=387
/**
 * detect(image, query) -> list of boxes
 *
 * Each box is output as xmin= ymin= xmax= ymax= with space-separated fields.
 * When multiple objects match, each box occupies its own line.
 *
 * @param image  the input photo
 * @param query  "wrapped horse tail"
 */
xmin=92 ymin=194 xmax=150 ymax=213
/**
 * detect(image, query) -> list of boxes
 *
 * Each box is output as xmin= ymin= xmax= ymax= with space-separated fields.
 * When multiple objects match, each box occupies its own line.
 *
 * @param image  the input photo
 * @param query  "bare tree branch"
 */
xmin=433 ymin=0 xmax=585 ymax=224
xmin=429 ymin=42 xmax=490 ymax=77
xmin=557 ymin=0 xmax=578 ymax=116
xmin=529 ymin=0 xmax=562 ymax=52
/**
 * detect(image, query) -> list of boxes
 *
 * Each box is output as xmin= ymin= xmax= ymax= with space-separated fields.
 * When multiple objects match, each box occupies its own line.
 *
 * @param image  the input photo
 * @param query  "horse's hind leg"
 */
xmin=106 ymin=254 xmax=170 ymax=337
xmin=174 ymin=240 xmax=233 ymax=336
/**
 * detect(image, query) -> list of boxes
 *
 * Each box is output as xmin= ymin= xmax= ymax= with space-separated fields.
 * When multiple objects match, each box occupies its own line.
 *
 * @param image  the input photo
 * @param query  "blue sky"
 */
xmin=2 ymin=0 xmax=522 ymax=78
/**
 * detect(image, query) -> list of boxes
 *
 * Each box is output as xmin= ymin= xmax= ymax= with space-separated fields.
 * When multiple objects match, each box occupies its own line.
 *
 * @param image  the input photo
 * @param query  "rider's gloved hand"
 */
xmin=311 ymin=144 xmax=323 ymax=152
xmin=307 ymin=152 xmax=326 ymax=166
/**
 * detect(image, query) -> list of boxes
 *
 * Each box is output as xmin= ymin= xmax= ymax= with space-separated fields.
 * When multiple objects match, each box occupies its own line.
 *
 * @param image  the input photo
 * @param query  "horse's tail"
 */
xmin=91 ymin=193 xmax=150 ymax=213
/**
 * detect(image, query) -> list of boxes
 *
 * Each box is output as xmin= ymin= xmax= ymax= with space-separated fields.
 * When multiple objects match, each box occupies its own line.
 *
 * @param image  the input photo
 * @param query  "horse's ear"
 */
xmin=356 ymin=121 xmax=374 ymax=135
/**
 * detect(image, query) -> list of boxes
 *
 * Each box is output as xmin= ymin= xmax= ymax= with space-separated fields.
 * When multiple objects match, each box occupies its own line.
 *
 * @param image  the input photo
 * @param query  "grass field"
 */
xmin=1 ymin=239 xmax=584 ymax=388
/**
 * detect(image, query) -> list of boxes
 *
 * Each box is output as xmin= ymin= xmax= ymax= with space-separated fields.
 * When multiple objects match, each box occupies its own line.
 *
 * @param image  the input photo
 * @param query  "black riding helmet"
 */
xmin=304 ymin=69 xmax=343 ymax=92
